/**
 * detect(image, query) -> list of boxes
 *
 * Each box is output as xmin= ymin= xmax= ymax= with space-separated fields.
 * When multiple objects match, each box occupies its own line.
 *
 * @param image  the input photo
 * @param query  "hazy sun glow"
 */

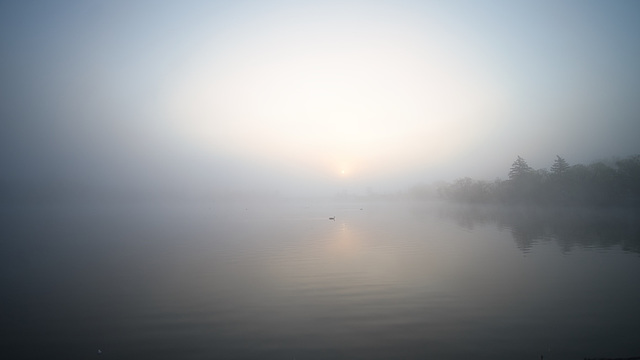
xmin=4 ymin=0 xmax=640 ymax=199
xmin=165 ymin=4 xmax=504 ymax=181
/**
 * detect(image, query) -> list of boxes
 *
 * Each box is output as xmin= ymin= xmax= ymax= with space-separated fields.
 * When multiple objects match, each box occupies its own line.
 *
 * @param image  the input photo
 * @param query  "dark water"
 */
xmin=2 ymin=201 xmax=639 ymax=359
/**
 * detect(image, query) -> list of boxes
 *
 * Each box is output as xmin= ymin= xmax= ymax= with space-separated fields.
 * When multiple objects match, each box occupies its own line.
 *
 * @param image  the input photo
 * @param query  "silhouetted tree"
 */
xmin=546 ymin=156 xmax=570 ymax=204
xmin=508 ymin=156 xmax=533 ymax=180
xmin=435 ymin=154 xmax=640 ymax=207
xmin=562 ymin=164 xmax=590 ymax=205
xmin=550 ymin=155 xmax=570 ymax=176
xmin=588 ymin=162 xmax=620 ymax=205
xmin=505 ymin=156 xmax=538 ymax=203
xmin=616 ymin=155 xmax=640 ymax=205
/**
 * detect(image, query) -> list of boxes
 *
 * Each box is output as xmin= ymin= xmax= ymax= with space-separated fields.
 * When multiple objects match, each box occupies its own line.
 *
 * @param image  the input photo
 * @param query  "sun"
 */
xmin=337 ymin=163 xmax=352 ymax=177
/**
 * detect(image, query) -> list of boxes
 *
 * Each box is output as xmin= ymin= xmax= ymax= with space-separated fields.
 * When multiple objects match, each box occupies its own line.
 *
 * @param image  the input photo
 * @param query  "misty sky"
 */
xmin=2 ymin=0 xmax=640 ymax=197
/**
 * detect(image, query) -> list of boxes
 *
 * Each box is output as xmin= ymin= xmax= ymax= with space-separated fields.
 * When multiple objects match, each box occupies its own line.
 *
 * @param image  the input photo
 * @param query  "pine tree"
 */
xmin=508 ymin=156 xmax=532 ymax=180
xmin=550 ymin=155 xmax=570 ymax=175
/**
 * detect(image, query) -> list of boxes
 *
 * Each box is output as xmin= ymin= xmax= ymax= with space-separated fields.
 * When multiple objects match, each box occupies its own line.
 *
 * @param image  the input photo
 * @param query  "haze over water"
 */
xmin=2 ymin=2 xmax=640 ymax=359
xmin=3 ymin=200 xmax=640 ymax=359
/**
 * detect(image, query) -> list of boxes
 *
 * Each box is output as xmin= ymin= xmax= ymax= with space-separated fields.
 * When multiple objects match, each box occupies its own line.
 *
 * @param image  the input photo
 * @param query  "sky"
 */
xmin=1 ymin=0 xmax=640 ymax=199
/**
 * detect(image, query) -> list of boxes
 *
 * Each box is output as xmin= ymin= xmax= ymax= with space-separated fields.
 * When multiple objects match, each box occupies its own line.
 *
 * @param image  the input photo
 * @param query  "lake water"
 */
xmin=2 ymin=201 xmax=639 ymax=359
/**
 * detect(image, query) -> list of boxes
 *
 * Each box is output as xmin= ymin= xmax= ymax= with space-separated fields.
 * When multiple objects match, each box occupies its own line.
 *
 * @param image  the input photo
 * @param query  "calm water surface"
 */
xmin=2 ymin=201 xmax=639 ymax=359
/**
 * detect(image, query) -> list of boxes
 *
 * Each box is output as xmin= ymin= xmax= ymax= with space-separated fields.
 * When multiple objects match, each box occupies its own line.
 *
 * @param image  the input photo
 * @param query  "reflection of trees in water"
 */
xmin=434 ymin=204 xmax=640 ymax=254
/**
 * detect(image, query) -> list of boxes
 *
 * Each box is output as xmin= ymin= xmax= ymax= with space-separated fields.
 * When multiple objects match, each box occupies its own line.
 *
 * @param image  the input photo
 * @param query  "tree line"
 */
xmin=437 ymin=155 xmax=640 ymax=207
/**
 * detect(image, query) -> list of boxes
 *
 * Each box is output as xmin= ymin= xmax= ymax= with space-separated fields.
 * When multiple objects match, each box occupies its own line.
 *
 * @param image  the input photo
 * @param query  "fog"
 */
xmin=2 ymin=1 xmax=640 ymax=201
